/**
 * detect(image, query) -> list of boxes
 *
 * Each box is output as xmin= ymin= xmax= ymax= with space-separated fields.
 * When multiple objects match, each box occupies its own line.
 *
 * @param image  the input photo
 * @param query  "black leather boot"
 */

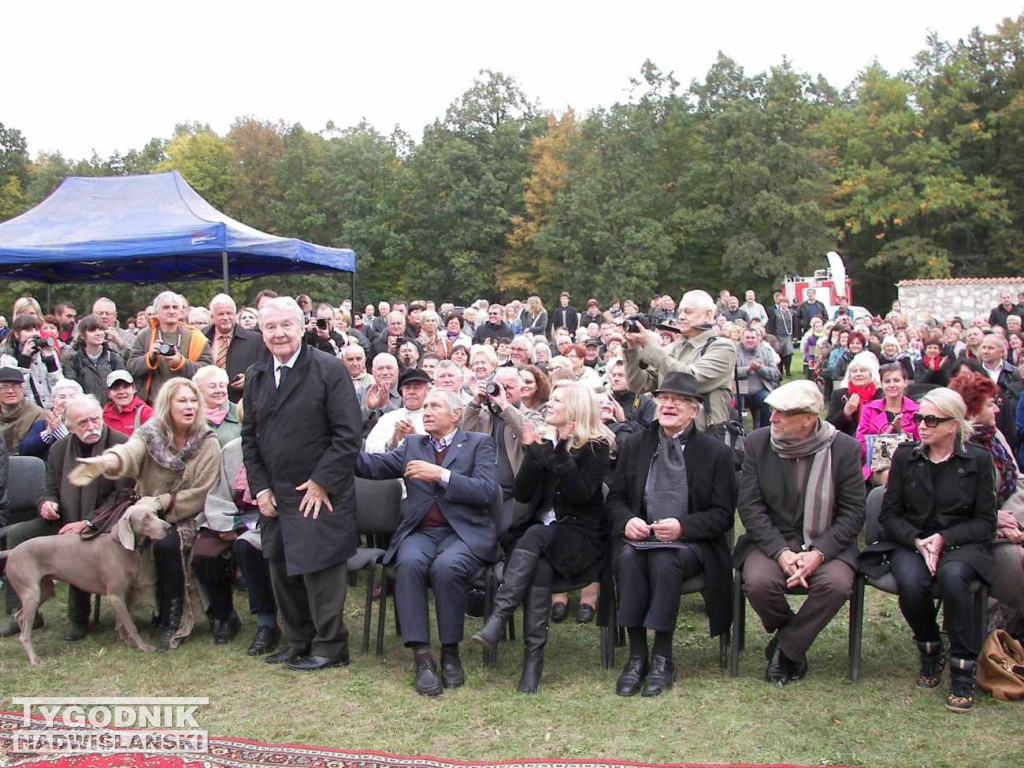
xmin=916 ymin=640 xmax=946 ymax=689
xmin=157 ymin=597 xmax=183 ymax=652
xmin=946 ymin=657 xmax=976 ymax=713
xmin=517 ymin=586 xmax=550 ymax=694
xmin=472 ymin=549 xmax=540 ymax=648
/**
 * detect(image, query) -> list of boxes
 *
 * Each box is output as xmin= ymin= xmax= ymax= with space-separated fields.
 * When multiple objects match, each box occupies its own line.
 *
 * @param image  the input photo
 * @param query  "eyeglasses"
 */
xmin=912 ymin=413 xmax=954 ymax=428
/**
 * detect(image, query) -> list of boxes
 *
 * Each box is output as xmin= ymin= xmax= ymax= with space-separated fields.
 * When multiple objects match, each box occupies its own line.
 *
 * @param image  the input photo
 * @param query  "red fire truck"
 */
xmin=781 ymin=251 xmax=853 ymax=307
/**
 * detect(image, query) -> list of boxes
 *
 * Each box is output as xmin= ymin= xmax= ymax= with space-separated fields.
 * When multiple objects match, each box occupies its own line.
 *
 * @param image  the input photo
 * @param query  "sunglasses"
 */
xmin=912 ymin=413 xmax=954 ymax=427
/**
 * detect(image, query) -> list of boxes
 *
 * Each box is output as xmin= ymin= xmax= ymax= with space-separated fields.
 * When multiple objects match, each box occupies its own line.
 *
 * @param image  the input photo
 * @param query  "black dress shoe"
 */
xmin=642 ymin=655 xmax=675 ymax=697
xmin=265 ymin=646 xmax=309 ymax=665
xmin=615 ymin=654 xmax=648 ymax=696
xmin=550 ymin=602 xmax=569 ymax=623
xmin=765 ymin=646 xmax=789 ymax=685
xmin=414 ymin=657 xmax=443 ymax=696
xmin=575 ymin=603 xmax=596 ymax=624
xmin=247 ymin=626 xmax=281 ymax=656
xmin=287 ymin=654 xmax=346 ymax=671
xmin=63 ymin=622 xmax=89 ymax=642
xmin=441 ymin=650 xmax=465 ymax=688
xmin=787 ymin=653 xmax=808 ymax=681
xmin=213 ymin=613 xmax=242 ymax=645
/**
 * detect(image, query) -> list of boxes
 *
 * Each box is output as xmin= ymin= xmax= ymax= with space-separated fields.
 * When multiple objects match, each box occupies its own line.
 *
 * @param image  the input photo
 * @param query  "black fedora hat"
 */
xmin=652 ymin=371 xmax=701 ymax=401
xmin=398 ymin=367 xmax=432 ymax=389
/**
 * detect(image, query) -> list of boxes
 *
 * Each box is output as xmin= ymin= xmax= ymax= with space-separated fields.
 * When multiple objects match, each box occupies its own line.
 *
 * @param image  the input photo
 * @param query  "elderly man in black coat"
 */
xmin=608 ymin=371 xmax=736 ymax=697
xmin=241 ymin=297 xmax=362 ymax=672
xmin=735 ymin=379 xmax=865 ymax=685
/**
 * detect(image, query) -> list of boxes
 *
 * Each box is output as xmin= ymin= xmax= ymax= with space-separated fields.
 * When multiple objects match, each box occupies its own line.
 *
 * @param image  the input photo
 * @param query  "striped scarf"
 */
xmin=771 ymin=419 xmax=838 ymax=545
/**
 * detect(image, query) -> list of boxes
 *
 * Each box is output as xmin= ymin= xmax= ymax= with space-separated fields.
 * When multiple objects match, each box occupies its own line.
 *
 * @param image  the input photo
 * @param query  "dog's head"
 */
xmin=113 ymin=507 xmax=173 ymax=551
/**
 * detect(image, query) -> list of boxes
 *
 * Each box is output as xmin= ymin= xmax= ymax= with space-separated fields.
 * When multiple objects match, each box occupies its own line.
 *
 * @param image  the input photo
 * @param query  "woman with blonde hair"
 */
xmin=865 ymin=387 xmax=995 ymax=712
xmin=69 ymin=376 xmax=221 ymax=651
xmin=521 ymin=296 xmax=547 ymax=336
xmin=473 ymin=381 xmax=614 ymax=692
xmin=417 ymin=309 xmax=450 ymax=358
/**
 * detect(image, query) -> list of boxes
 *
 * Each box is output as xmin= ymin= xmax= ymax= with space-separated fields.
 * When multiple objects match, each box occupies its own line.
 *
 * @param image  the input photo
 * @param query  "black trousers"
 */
xmin=616 ymin=544 xmax=702 ymax=632
xmin=889 ymin=547 xmax=982 ymax=660
xmin=234 ymin=538 xmax=276 ymax=617
xmin=152 ymin=528 xmax=184 ymax=621
xmin=193 ymin=538 xmax=277 ymax=621
xmin=393 ymin=525 xmax=482 ymax=646
xmin=268 ymin=558 xmax=348 ymax=659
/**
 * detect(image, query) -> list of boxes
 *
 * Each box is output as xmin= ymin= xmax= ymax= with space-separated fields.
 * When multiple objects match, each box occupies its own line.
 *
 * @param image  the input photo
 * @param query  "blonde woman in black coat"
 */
xmin=473 ymin=381 xmax=614 ymax=693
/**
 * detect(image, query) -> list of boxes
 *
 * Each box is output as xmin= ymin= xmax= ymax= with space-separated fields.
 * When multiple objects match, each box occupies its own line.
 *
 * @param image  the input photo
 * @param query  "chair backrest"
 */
xmin=354 ymin=477 xmax=403 ymax=535
xmin=8 ymin=456 xmax=45 ymax=517
xmin=865 ymin=485 xmax=885 ymax=544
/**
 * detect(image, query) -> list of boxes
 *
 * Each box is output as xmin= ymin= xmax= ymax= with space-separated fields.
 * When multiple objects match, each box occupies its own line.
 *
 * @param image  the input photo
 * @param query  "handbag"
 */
xmin=867 ymin=432 xmax=912 ymax=474
xmin=977 ymin=629 xmax=1024 ymax=701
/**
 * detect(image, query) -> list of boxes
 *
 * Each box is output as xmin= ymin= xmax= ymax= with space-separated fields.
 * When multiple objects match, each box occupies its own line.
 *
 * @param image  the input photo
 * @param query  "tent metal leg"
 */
xmin=221 ymin=251 xmax=230 ymax=296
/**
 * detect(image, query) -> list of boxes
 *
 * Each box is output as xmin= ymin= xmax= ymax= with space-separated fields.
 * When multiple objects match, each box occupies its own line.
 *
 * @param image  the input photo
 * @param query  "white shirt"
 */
xmin=364 ymin=406 xmax=425 ymax=454
xmin=982 ymin=361 xmax=1003 ymax=383
xmin=273 ymin=346 xmax=302 ymax=387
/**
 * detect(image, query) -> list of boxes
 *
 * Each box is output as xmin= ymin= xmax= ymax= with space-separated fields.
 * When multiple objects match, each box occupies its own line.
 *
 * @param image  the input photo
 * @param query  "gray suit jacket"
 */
xmin=734 ymin=426 xmax=866 ymax=569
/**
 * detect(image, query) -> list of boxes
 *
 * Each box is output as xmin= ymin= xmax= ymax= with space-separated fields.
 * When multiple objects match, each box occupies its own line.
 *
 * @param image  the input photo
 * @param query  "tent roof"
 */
xmin=0 ymin=171 xmax=355 ymax=283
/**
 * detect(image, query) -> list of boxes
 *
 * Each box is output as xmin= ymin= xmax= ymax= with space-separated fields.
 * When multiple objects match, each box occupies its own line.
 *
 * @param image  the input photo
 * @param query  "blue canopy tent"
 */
xmin=0 ymin=171 xmax=355 ymax=298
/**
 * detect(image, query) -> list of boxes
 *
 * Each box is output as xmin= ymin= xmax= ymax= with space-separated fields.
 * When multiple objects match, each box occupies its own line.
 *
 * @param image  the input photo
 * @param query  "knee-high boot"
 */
xmin=472 ymin=549 xmax=540 ymax=648
xmin=517 ymin=586 xmax=550 ymax=693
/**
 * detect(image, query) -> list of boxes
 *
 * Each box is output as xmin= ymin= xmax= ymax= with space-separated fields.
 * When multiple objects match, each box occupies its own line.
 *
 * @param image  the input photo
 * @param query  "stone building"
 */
xmin=896 ymin=277 xmax=1024 ymax=326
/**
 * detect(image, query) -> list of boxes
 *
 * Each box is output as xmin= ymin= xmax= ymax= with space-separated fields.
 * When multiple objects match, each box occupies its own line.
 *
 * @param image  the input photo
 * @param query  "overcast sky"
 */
xmin=7 ymin=1 xmax=1022 ymax=159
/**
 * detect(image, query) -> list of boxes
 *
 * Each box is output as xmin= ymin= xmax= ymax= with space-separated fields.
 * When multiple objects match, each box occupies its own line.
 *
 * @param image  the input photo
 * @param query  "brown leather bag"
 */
xmin=977 ymin=629 xmax=1024 ymax=701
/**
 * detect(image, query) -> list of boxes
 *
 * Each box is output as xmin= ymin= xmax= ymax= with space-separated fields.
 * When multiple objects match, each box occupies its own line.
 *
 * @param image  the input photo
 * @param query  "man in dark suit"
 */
xmin=794 ymin=288 xmax=828 ymax=340
xmin=356 ymin=388 xmax=498 ymax=696
xmin=765 ymin=294 xmax=796 ymax=376
xmin=607 ymin=372 xmax=736 ymax=697
xmin=206 ymin=294 xmax=264 ymax=403
xmin=241 ymin=297 xmax=362 ymax=672
xmin=735 ymin=380 xmax=865 ymax=685
xmin=550 ymin=292 xmax=579 ymax=336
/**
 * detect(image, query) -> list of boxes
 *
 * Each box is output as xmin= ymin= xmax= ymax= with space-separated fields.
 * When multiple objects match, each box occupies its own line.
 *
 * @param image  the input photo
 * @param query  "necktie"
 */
xmin=278 ymin=365 xmax=290 ymax=389
xmin=216 ymin=334 xmax=230 ymax=370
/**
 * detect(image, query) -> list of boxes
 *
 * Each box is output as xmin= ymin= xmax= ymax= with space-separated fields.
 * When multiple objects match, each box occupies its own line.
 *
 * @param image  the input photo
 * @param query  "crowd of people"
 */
xmin=0 ymin=284 xmax=1021 ymax=714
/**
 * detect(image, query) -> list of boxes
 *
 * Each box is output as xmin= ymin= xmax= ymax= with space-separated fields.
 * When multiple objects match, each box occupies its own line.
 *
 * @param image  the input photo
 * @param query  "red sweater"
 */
xmin=103 ymin=397 xmax=153 ymax=437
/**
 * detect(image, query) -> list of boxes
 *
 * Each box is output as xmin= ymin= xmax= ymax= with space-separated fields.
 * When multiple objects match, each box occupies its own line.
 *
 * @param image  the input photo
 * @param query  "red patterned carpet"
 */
xmin=0 ymin=712 xmax=848 ymax=768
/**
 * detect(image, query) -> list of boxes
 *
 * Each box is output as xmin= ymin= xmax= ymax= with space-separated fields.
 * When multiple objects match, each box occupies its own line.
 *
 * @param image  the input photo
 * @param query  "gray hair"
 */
xmin=426 ymin=387 xmax=464 ymax=418
xmin=153 ymin=291 xmax=180 ymax=312
xmin=510 ymin=335 xmax=535 ymax=362
xmin=52 ymin=379 xmax=84 ymax=399
xmin=921 ymin=387 xmax=973 ymax=442
xmin=372 ymin=353 xmax=398 ymax=371
xmin=209 ymin=293 xmax=237 ymax=313
xmin=193 ymin=365 xmax=229 ymax=387
xmin=680 ymin=289 xmax=715 ymax=317
xmin=64 ymin=393 xmax=102 ymax=424
xmin=259 ymin=297 xmax=304 ymax=328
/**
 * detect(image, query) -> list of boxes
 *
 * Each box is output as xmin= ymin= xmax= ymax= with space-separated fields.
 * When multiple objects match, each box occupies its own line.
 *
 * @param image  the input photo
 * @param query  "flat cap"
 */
xmin=0 ymin=367 xmax=23 ymax=384
xmin=765 ymin=380 xmax=823 ymax=414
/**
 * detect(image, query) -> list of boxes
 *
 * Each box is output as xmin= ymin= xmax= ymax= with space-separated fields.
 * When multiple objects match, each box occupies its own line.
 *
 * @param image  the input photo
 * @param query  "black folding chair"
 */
xmin=348 ymin=477 xmax=402 ymax=654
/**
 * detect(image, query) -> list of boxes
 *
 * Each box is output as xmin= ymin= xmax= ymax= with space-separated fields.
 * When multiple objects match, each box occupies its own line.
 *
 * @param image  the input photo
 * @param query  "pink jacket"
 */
xmin=855 ymin=396 xmax=920 ymax=479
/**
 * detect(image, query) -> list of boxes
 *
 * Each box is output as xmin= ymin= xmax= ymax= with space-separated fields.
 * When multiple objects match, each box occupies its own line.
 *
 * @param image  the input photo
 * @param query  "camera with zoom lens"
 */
xmin=486 ymin=381 xmax=503 ymax=398
xmin=316 ymin=318 xmax=329 ymax=331
xmin=158 ymin=342 xmax=177 ymax=357
xmin=622 ymin=314 xmax=649 ymax=334
xmin=36 ymin=337 xmax=55 ymax=349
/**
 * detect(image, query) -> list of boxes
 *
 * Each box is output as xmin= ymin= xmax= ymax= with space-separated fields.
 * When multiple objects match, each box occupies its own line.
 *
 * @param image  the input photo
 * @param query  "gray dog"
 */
xmin=0 ymin=506 xmax=172 ymax=665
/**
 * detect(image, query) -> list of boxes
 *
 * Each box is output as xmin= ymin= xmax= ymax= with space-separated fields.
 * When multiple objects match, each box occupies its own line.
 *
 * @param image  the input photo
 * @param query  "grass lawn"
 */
xmin=0 ymin=581 xmax=1021 ymax=768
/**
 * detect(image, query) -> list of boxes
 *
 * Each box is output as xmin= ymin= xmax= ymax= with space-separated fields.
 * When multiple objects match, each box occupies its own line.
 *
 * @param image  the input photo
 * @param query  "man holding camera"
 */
xmin=624 ymin=289 xmax=736 ymax=435
xmin=303 ymin=303 xmax=347 ymax=357
xmin=127 ymin=290 xmax=212 ymax=404
xmin=370 ymin=311 xmax=420 ymax=364
xmin=204 ymin=294 xmax=264 ymax=403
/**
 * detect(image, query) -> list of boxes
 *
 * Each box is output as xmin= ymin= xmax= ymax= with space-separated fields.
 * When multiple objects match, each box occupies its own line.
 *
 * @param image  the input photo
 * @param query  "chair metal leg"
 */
xmin=718 ymin=633 xmax=728 ymax=670
xmin=375 ymin=572 xmax=388 ymax=657
xmin=616 ymin=624 xmax=625 ymax=647
xmin=361 ymin=561 xmax=376 ymax=654
xmin=483 ymin=567 xmax=498 ymax=667
xmin=848 ymin=573 xmax=864 ymax=682
xmin=975 ymin=582 xmax=989 ymax=650
xmin=730 ymin=569 xmax=743 ymax=677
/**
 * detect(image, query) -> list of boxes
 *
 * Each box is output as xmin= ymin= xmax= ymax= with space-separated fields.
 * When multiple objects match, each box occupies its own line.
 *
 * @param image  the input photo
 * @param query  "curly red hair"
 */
xmin=949 ymin=371 xmax=999 ymax=419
